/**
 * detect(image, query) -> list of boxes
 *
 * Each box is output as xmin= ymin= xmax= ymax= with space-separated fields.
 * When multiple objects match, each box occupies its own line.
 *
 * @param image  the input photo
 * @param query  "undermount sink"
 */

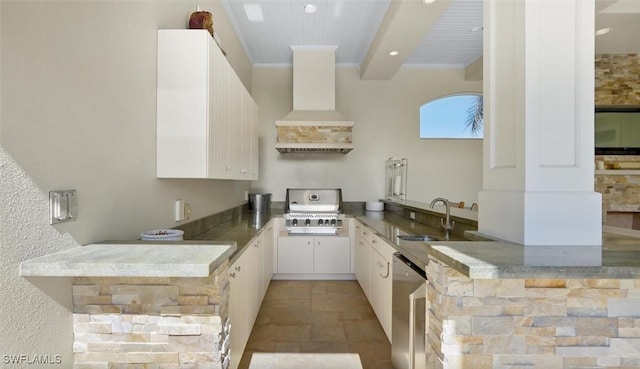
xmin=397 ymin=234 xmax=437 ymax=242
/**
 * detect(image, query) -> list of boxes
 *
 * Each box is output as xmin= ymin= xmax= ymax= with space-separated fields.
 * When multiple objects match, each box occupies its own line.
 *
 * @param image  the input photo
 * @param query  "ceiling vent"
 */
xmin=275 ymin=47 xmax=354 ymax=154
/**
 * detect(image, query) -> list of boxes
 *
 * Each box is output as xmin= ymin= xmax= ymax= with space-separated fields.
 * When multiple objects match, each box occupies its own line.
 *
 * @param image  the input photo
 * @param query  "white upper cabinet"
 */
xmin=156 ymin=30 xmax=258 ymax=180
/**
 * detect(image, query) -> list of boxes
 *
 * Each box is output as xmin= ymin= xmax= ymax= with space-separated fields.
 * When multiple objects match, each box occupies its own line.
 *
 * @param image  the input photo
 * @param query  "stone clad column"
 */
xmin=478 ymin=0 xmax=602 ymax=245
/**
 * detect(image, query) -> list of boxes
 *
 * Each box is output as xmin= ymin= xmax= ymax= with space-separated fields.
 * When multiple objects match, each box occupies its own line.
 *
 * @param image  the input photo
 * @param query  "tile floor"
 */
xmin=239 ymin=280 xmax=393 ymax=369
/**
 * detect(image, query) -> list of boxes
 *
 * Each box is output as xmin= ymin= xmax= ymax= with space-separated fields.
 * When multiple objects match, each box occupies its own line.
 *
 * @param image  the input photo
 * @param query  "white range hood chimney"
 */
xmin=275 ymin=46 xmax=354 ymax=154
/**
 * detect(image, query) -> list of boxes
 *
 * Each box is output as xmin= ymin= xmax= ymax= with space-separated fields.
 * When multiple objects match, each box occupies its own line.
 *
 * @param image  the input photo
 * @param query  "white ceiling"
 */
xmin=220 ymin=0 xmax=640 ymax=75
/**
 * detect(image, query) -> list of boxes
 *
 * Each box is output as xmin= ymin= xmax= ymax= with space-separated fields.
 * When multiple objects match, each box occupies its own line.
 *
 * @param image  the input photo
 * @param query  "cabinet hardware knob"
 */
xmin=229 ymin=272 xmax=236 ymax=278
xmin=235 ymin=266 xmax=241 ymax=271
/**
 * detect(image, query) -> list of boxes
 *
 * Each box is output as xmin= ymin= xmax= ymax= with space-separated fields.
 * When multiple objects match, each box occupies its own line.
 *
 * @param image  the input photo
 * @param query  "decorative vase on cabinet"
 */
xmin=156 ymin=29 xmax=258 ymax=180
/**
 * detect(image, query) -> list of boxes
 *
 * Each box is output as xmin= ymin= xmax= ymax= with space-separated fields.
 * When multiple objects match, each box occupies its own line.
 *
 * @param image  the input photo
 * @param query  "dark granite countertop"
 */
xmin=191 ymin=210 xmax=283 ymax=263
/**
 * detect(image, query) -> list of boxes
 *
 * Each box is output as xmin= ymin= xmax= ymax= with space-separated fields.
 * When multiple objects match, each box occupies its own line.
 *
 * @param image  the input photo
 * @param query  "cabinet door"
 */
xmin=229 ymin=244 xmax=259 ymax=369
xmin=229 ymin=255 xmax=246 ymax=369
xmin=378 ymin=242 xmax=394 ymax=341
xmin=277 ymin=236 xmax=314 ymax=273
xmin=262 ymin=221 xmax=274 ymax=295
xmin=157 ymin=30 xmax=209 ymax=178
xmin=369 ymin=248 xmax=382 ymax=322
xmin=244 ymin=244 xmax=259 ymax=327
xmin=209 ymin=38 xmax=228 ymax=179
xmin=313 ymin=236 xmax=350 ymax=274
xmin=354 ymin=223 xmax=370 ymax=297
xmin=252 ymin=233 xmax=265 ymax=308
xmin=250 ymin=99 xmax=259 ymax=180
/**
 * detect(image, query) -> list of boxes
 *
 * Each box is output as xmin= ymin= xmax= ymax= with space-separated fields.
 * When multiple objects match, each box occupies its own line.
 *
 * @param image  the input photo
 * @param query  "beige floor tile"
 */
xmin=239 ymin=281 xmax=390 ymax=369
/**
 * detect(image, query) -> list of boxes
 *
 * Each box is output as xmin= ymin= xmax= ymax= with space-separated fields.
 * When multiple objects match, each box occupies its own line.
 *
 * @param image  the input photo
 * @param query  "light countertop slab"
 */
xmin=19 ymin=242 xmax=236 ymax=278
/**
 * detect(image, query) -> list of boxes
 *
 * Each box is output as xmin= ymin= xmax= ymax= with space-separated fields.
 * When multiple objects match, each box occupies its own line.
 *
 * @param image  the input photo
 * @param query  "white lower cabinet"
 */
xmin=277 ymin=235 xmax=350 ymax=275
xmin=354 ymin=220 xmax=394 ymax=342
xmin=229 ymin=243 xmax=256 ymax=369
xmin=354 ymin=222 xmax=370 ymax=296
xmin=229 ymin=219 xmax=275 ymax=369
xmin=314 ymin=236 xmax=351 ymax=274
xmin=277 ymin=236 xmax=314 ymax=274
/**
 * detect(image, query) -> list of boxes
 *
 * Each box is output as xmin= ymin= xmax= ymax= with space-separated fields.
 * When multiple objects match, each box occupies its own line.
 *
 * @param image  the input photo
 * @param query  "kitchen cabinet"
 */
xmin=156 ymin=29 xmax=258 ymax=180
xmin=354 ymin=221 xmax=370 ymax=297
xmin=228 ymin=220 xmax=275 ymax=369
xmin=276 ymin=228 xmax=351 ymax=276
xmin=353 ymin=221 xmax=394 ymax=342
xmin=260 ymin=220 xmax=275 ymax=297
xmin=229 ymin=242 xmax=256 ymax=369
xmin=313 ymin=236 xmax=351 ymax=274
xmin=370 ymin=235 xmax=394 ymax=341
xmin=277 ymin=236 xmax=314 ymax=274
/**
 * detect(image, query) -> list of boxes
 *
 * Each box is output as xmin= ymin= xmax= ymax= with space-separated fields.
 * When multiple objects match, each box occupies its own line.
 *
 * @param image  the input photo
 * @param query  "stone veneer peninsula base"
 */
xmin=20 ymin=242 xmax=236 ymax=369
xmin=72 ymin=261 xmax=229 ymax=369
xmin=427 ymin=255 xmax=640 ymax=369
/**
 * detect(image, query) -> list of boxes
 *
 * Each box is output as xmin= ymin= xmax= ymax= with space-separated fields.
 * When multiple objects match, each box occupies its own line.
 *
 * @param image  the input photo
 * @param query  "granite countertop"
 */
xmin=355 ymin=212 xmax=640 ymax=280
xmin=192 ymin=211 xmax=283 ymax=263
xmin=19 ymin=242 xmax=236 ymax=278
xmin=21 ymin=206 xmax=640 ymax=280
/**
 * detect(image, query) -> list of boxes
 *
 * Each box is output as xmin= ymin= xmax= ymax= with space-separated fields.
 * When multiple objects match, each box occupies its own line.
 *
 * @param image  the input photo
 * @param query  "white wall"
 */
xmin=251 ymin=66 xmax=483 ymax=205
xmin=1 ymin=1 xmax=252 ymax=363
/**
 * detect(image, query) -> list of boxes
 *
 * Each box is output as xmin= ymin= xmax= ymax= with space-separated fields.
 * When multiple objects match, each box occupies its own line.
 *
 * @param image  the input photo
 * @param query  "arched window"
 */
xmin=419 ymin=94 xmax=483 ymax=139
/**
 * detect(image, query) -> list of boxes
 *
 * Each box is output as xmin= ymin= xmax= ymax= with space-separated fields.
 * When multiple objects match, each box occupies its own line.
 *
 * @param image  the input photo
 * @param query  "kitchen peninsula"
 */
xmin=20 ymin=242 xmax=236 ymax=369
xmin=357 ymin=201 xmax=640 ymax=369
xmin=19 ymin=202 xmax=640 ymax=369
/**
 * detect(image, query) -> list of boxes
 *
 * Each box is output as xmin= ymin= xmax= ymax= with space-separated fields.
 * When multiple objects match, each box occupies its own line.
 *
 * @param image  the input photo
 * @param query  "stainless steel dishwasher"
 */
xmin=392 ymin=252 xmax=428 ymax=369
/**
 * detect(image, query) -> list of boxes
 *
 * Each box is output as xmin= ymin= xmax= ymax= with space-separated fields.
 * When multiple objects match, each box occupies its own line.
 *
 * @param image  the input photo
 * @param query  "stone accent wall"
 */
xmin=427 ymin=255 xmax=640 ymax=369
xmin=594 ymin=54 xmax=640 ymax=224
xmin=595 ymin=155 xmax=640 ymax=225
xmin=276 ymin=125 xmax=353 ymax=144
xmin=72 ymin=261 xmax=229 ymax=369
xmin=595 ymin=54 xmax=640 ymax=105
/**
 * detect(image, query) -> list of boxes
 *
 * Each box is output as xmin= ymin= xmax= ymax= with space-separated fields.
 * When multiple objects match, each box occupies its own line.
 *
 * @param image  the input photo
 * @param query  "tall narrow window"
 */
xmin=419 ymin=94 xmax=483 ymax=139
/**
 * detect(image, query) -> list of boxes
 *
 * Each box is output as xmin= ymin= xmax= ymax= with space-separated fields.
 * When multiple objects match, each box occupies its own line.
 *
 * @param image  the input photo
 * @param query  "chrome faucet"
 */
xmin=429 ymin=197 xmax=455 ymax=239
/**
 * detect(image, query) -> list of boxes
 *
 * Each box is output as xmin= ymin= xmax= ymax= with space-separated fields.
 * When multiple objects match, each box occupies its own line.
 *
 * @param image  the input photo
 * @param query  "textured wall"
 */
xmin=0 ymin=1 xmax=252 ymax=365
xmin=1 ymin=1 xmax=251 ymax=246
xmin=0 ymin=148 xmax=76 ymax=367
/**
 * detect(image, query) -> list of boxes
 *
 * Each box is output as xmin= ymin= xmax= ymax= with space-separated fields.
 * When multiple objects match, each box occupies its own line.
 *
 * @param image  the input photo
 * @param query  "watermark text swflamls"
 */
xmin=3 ymin=355 xmax=62 ymax=365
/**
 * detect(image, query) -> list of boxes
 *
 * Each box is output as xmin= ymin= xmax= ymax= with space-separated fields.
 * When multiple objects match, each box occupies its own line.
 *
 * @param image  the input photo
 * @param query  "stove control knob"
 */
xmin=330 ymin=219 xmax=337 ymax=225
xmin=318 ymin=219 xmax=324 ymax=225
xmin=305 ymin=219 xmax=311 ymax=226
xmin=292 ymin=219 xmax=298 ymax=226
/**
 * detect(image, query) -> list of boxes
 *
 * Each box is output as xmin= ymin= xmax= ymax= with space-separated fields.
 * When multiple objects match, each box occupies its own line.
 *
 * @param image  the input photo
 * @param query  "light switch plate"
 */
xmin=49 ymin=190 xmax=77 ymax=224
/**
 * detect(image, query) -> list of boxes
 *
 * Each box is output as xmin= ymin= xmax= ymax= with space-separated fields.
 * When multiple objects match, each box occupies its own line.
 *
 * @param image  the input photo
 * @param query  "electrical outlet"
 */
xmin=410 ymin=211 xmax=416 ymax=220
xmin=244 ymin=190 xmax=249 ymax=201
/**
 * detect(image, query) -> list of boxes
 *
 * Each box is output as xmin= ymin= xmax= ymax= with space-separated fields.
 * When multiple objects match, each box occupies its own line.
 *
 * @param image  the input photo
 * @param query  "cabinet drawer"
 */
xmin=361 ymin=226 xmax=374 ymax=244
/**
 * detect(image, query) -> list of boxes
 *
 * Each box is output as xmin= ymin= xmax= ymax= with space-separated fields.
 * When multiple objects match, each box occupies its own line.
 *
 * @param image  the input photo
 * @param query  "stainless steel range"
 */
xmin=284 ymin=188 xmax=344 ymax=234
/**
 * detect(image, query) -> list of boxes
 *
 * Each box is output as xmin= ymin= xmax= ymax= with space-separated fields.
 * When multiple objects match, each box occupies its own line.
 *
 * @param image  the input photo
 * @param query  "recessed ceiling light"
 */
xmin=422 ymin=0 xmax=436 ymax=3
xmin=595 ymin=27 xmax=613 ymax=36
xmin=389 ymin=51 xmax=399 ymax=56
xmin=243 ymin=4 xmax=264 ymax=22
xmin=303 ymin=4 xmax=317 ymax=13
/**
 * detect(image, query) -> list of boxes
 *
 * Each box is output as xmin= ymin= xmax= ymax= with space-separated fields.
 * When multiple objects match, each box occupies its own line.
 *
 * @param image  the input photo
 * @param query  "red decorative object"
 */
xmin=189 ymin=10 xmax=214 ymax=37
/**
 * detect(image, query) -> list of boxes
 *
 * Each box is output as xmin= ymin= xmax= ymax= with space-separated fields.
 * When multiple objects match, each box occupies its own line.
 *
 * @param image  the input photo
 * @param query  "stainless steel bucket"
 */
xmin=248 ymin=193 xmax=271 ymax=213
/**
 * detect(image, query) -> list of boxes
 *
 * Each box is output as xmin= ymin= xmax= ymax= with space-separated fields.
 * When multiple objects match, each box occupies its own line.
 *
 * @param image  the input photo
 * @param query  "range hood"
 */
xmin=275 ymin=47 xmax=354 ymax=154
